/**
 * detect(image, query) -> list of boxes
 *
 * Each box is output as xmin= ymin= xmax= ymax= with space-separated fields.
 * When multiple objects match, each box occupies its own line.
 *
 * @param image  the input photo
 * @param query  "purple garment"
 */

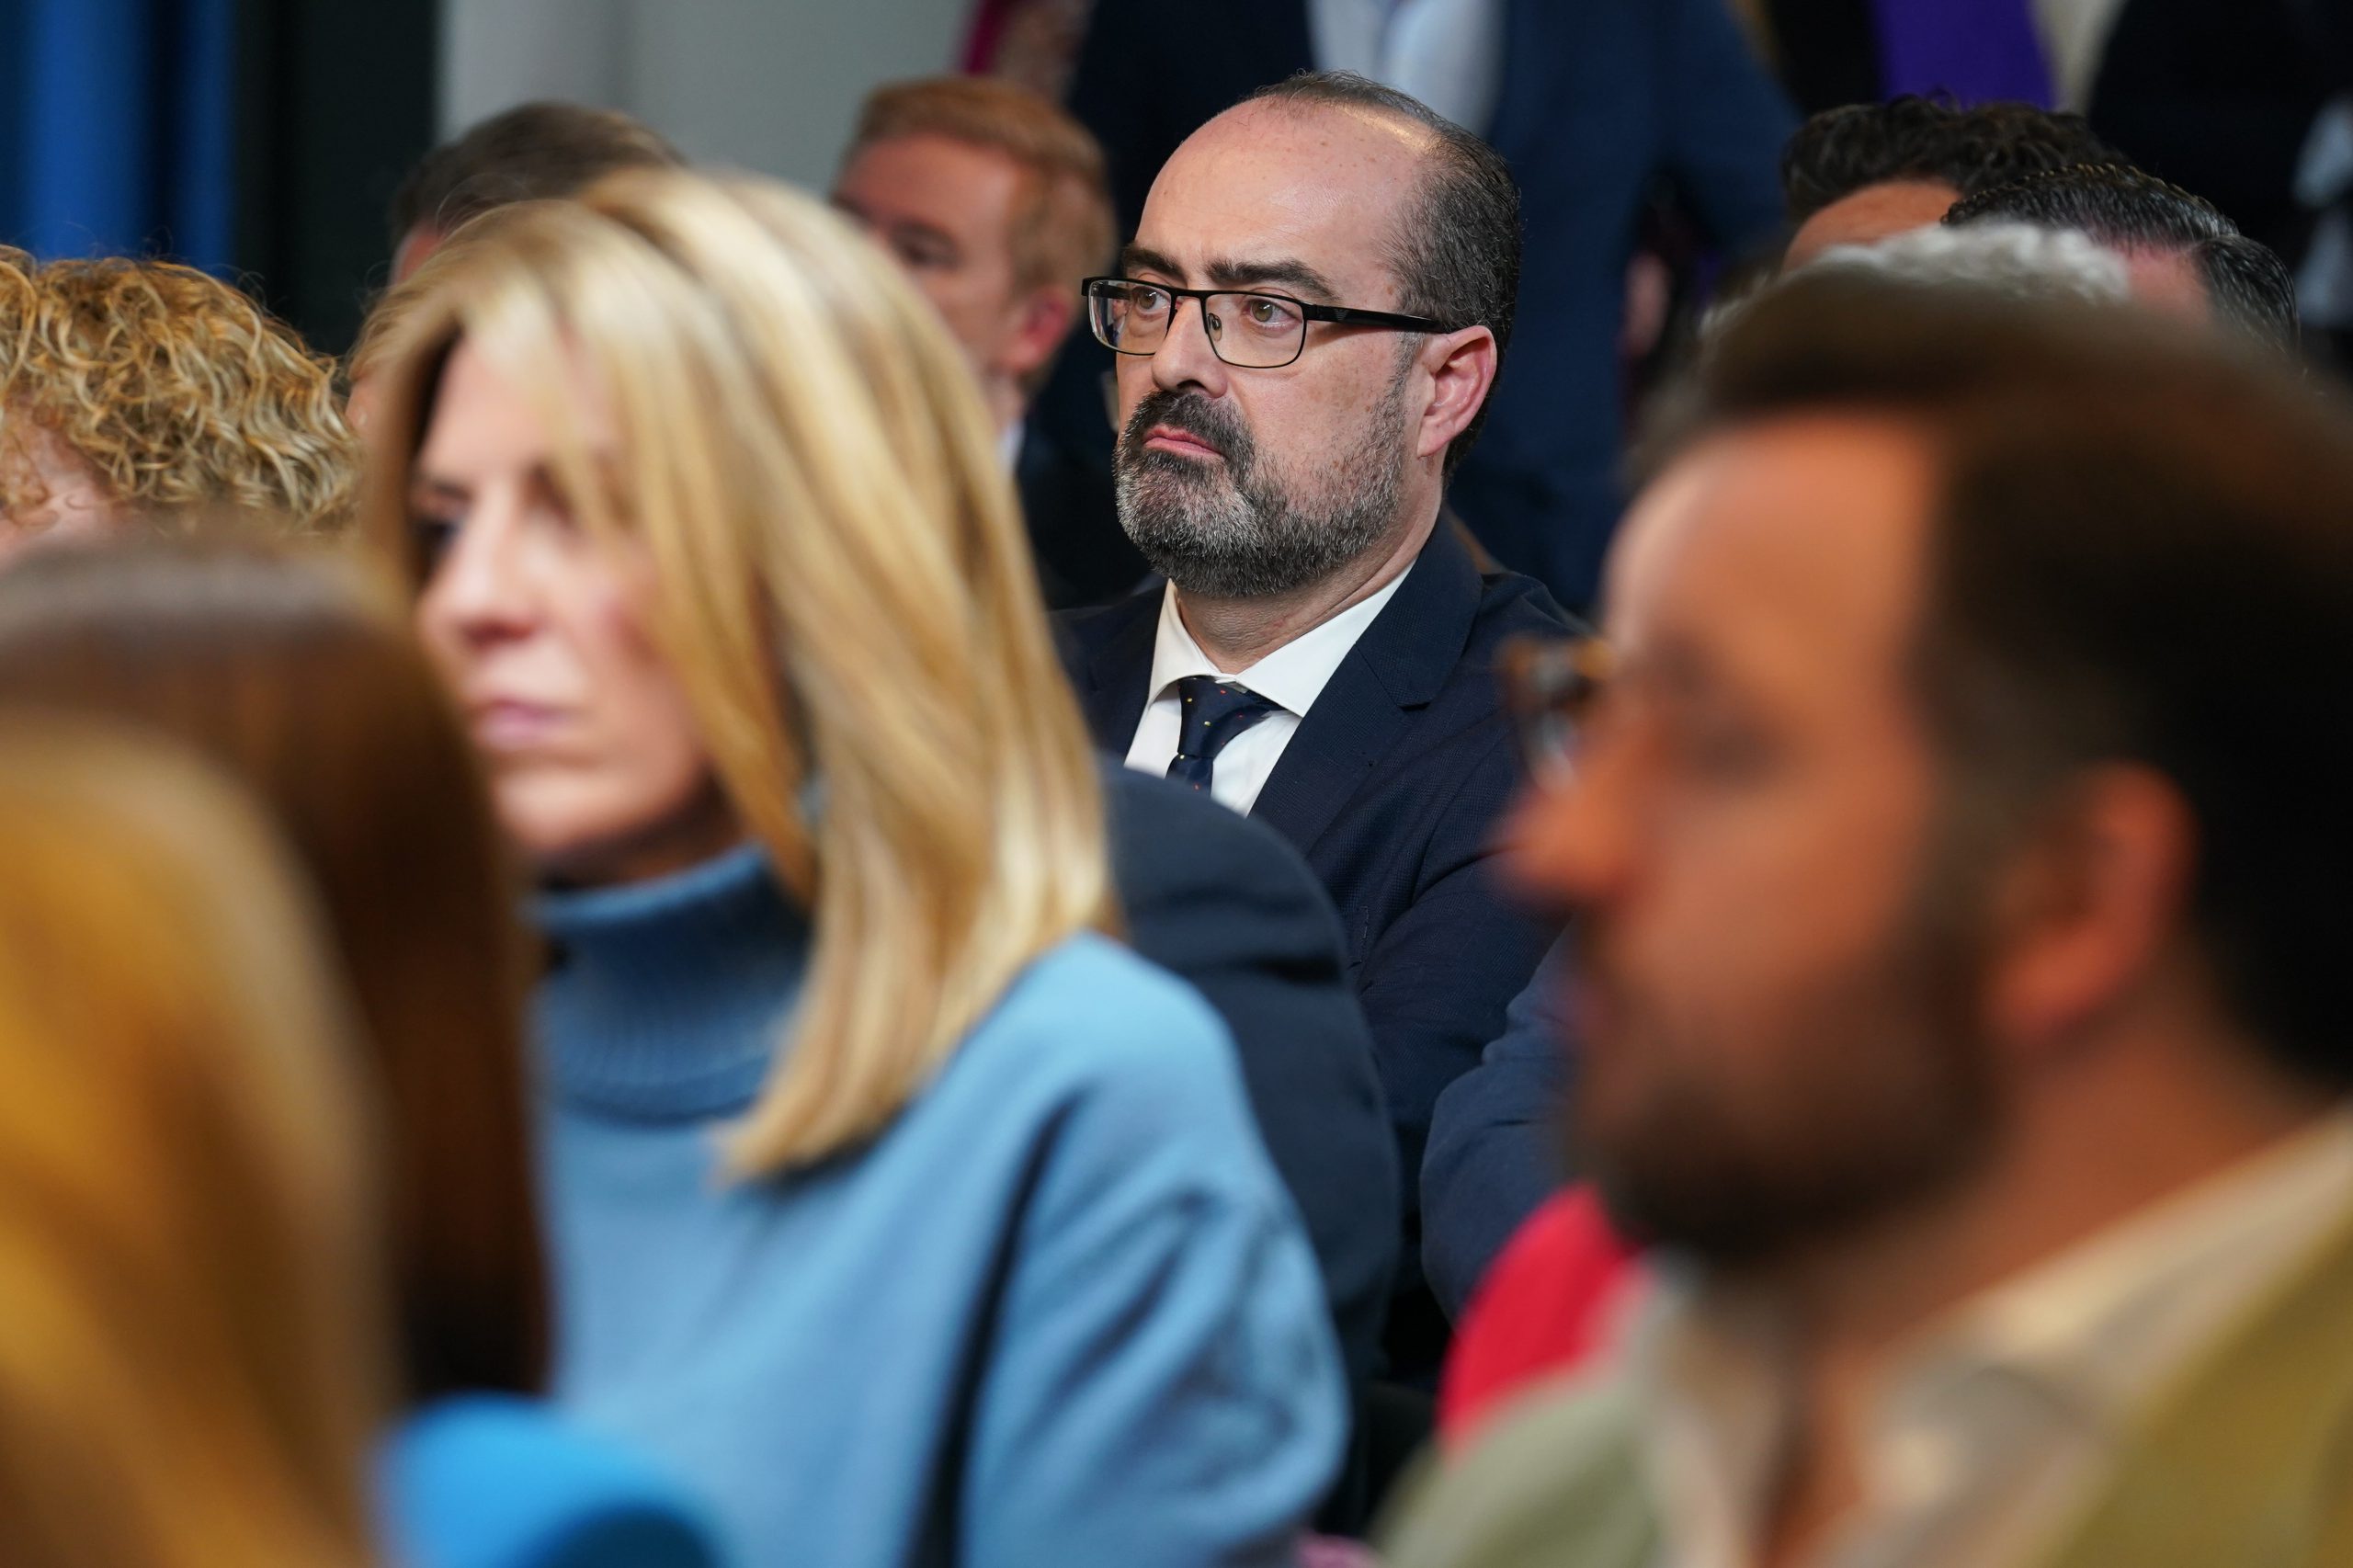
xmin=1873 ymin=0 xmax=2055 ymax=107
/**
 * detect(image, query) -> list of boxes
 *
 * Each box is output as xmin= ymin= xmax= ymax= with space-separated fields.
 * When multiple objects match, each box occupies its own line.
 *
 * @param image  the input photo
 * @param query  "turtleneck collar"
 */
xmin=532 ymin=843 xmax=812 ymax=1120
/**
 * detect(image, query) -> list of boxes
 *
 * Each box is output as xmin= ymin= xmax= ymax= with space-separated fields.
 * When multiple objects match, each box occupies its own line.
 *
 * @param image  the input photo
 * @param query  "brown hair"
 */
xmin=0 ymin=721 xmax=387 ymax=1568
xmin=389 ymin=100 xmax=684 ymax=247
xmin=0 ymin=538 xmax=547 ymax=1401
xmin=1649 ymin=271 xmax=2353 ymax=1087
xmin=849 ymin=75 xmax=1115 ymax=299
xmin=0 ymin=256 xmax=358 ymax=533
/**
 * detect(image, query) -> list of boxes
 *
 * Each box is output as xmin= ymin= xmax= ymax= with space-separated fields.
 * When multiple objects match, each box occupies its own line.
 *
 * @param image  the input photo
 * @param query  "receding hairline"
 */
xmin=1151 ymin=96 xmax=1446 ymax=274
xmin=1195 ymin=92 xmax=1447 ymax=167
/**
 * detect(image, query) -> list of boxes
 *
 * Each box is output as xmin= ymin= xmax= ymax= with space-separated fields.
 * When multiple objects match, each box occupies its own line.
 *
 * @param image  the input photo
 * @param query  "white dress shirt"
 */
xmin=1631 ymin=1106 xmax=2353 ymax=1568
xmin=1308 ymin=0 xmax=1507 ymax=136
xmin=1122 ymin=569 xmax=1410 ymax=815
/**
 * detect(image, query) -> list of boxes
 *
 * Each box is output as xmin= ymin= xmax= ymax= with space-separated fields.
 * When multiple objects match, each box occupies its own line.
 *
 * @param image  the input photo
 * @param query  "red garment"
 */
xmin=961 ymin=0 xmax=1016 ymax=72
xmin=1436 ymin=1186 xmax=1643 ymax=1449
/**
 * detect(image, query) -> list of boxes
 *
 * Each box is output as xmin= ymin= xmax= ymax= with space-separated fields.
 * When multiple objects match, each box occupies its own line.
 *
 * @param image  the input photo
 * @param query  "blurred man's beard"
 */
xmin=1572 ymin=828 xmax=2003 ymax=1275
xmin=1113 ymin=377 xmax=1411 ymax=599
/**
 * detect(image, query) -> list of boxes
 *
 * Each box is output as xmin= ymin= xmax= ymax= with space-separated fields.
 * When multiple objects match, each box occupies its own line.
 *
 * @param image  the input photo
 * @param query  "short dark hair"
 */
xmin=1944 ymin=164 xmax=2300 ymax=347
xmin=388 ymin=101 xmax=684 ymax=247
xmin=1781 ymin=95 xmax=2120 ymax=224
xmin=1245 ymin=71 xmax=1522 ymax=477
xmin=1650 ymin=273 xmax=2353 ymax=1090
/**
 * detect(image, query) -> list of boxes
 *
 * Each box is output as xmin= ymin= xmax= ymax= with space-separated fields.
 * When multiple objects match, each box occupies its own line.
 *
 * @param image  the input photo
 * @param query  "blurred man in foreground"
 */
xmin=834 ymin=76 xmax=1145 ymax=608
xmin=1417 ymin=220 xmax=2138 ymax=1339
xmin=1386 ymin=274 xmax=2353 ymax=1567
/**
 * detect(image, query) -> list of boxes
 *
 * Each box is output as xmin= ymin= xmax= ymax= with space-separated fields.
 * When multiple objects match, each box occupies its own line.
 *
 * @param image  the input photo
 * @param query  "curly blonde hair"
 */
xmin=1 ymin=256 xmax=359 ymax=534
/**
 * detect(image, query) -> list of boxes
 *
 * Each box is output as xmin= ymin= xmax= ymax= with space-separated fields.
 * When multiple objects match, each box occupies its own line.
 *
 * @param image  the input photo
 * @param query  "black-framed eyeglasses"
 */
xmin=1499 ymin=634 xmax=1615 ymax=784
xmin=1082 ymin=277 xmax=1454 ymax=369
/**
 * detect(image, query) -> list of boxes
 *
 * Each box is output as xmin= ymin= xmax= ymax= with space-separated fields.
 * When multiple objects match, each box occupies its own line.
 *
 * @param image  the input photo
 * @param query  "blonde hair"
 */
xmin=0 ymin=722 xmax=387 ymax=1568
xmin=1 ymin=245 xmax=33 ymax=384
xmin=850 ymin=75 xmax=1115 ymax=299
xmin=0 ymin=256 xmax=359 ymax=532
xmin=358 ymin=170 xmax=1114 ymax=1175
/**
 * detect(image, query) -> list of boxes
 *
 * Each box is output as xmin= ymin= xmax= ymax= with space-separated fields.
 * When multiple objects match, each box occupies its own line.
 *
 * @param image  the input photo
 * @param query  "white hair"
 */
xmin=1702 ymin=221 xmax=2133 ymax=344
xmin=1808 ymin=221 xmax=2132 ymax=305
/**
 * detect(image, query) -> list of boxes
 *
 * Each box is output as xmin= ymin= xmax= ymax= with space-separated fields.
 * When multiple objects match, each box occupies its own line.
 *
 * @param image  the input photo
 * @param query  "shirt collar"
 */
xmin=1142 ymin=566 xmax=1413 ymax=718
xmin=1631 ymin=1104 xmax=2353 ymax=1557
xmin=1933 ymin=1103 xmax=2353 ymax=1427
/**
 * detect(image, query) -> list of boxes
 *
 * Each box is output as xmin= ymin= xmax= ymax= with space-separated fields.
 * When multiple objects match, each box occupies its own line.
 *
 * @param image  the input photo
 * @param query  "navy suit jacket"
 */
xmin=1101 ymin=764 xmax=1396 ymax=1388
xmin=1064 ymin=524 xmax=1567 ymax=1370
xmin=1059 ymin=0 xmax=1795 ymax=610
xmin=1420 ymin=930 xmax=1576 ymax=1318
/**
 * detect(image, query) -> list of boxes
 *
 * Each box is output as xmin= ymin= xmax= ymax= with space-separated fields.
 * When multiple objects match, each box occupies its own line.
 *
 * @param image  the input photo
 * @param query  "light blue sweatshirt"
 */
xmin=533 ymin=846 xmax=1345 ymax=1568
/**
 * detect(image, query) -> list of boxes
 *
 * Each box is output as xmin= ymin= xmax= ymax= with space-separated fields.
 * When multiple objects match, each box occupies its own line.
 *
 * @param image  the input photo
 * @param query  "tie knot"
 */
xmin=1166 ymin=676 xmax=1282 ymax=791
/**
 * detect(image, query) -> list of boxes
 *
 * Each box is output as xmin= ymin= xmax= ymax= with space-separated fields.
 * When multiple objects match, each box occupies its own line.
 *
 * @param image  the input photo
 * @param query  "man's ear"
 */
xmin=1415 ymin=324 xmax=1499 ymax=468
xmin=998 ymin=284 xmax=1080 ymax=384
xmin=1982 ymin=765 xmax=2199 ymax=1055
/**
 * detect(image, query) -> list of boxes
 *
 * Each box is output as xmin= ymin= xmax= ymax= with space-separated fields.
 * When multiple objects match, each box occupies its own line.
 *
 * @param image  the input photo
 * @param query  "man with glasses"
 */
xmin=1057 ymin=0 xmax=1795 ymax=609
xmin=1388 ymin=272 xmax=2353 ymax=1568
xmin=1059 ymin=70 xmax=1568 ymax=1381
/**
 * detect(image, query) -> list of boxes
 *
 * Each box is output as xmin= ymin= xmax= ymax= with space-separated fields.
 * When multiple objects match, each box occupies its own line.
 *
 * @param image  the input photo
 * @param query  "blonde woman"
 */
xmin=0 ymin=724 xmax=387 ymax=1568
xmin=357 ymin=171 xmax=1344 ymax=1565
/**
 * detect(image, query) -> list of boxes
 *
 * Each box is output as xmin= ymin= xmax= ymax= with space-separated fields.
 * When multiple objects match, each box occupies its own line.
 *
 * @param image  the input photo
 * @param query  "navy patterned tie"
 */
xmin=1166 ymin=675 xmax=1281 ymax=792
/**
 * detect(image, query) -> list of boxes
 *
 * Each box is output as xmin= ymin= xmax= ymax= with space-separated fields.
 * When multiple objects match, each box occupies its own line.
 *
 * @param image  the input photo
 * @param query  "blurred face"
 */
xmin=833 ymin=133 xmax=1055 ymax=392
xmin=1111 ymin=103 xmax=1428 ymax=599
xmin=1513 ymin=415 xmax=1999 ymax=1267
xmin=392 ymin=225 xmax=442 ymax=286
xmin=2117 ymin=247 xmax=2213 ymax=324
xmin=413 ymin=341 xmax=737 ymax=887
xmin=1785 ymin=180 xmax=1961 ymax=269
xmin=0 ymin=421 xmax=118 ymax=564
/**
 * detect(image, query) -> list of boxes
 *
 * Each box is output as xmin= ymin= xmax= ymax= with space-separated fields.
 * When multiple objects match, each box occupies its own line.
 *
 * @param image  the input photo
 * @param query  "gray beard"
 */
xmin=1113 ymin=383 xmax=1411 ymax=599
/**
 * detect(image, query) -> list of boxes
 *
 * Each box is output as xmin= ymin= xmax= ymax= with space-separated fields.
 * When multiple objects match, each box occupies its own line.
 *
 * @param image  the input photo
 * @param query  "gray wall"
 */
xmin=441 ymin=0 xmax=972 ymax=187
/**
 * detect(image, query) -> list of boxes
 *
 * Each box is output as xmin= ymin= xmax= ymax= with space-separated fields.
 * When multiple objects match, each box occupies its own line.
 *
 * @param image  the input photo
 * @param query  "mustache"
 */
xmin=1118 ymin=390 xmax=1253 ymax=469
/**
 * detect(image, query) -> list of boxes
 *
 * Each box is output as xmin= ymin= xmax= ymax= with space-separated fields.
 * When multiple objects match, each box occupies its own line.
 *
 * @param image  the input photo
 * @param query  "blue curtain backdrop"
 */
xmin=0 ymin=0 xmax=237 ymax=267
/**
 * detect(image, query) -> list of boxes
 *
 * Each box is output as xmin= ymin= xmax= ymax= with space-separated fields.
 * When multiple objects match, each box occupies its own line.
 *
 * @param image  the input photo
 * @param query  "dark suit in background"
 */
xmin=1017 ymin=423 xmax=1149 ymax=611
xmin=1100 ymin=765 xmax=1395 ymax=1389
xmin=1067 ymin=526 xmax=1566 ymax=1375
xmin=2089 ymin=0 xmax=2336 ymax=266
xmin=1420 ymin=931 xmax=1575 ymax=1319
xmin=1051 ymin=0 xmax=1794 ymax=611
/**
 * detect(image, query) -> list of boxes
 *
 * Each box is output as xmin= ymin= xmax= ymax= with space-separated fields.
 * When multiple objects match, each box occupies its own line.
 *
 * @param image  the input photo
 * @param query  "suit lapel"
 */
xmin=2034 ymin=1196 xmax=2353 ymax=1568
xmin=1071 ymin=593 xmax=1161 ymax=752
xmin=1250 ymin=524 xmax=1484 ymax=858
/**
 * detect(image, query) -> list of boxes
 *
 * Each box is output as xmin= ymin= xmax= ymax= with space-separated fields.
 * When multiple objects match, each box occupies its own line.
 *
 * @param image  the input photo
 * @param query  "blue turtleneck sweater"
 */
xmin=532 ymin=846 xmax=1345 ymax=1568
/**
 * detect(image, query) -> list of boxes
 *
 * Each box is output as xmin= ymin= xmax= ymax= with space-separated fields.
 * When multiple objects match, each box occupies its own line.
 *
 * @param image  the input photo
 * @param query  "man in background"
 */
xmin=834 ymin=77 xmax=1146 ymax=608
xmin=1389 ymin=271 xmax=2353 ymax=1568
xmin=1057 ymin=0 xmax=1796 ymax=612
xmin=1780 ymin=93 xmax=2120 ymax=266
xmin=387 ymin=101 xmax=682 ymax=283
xmin=1946 ymin=162 xmax=2302 ymax=345
xmin=1061 ymin=72 xmax=1565 ymax=1381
